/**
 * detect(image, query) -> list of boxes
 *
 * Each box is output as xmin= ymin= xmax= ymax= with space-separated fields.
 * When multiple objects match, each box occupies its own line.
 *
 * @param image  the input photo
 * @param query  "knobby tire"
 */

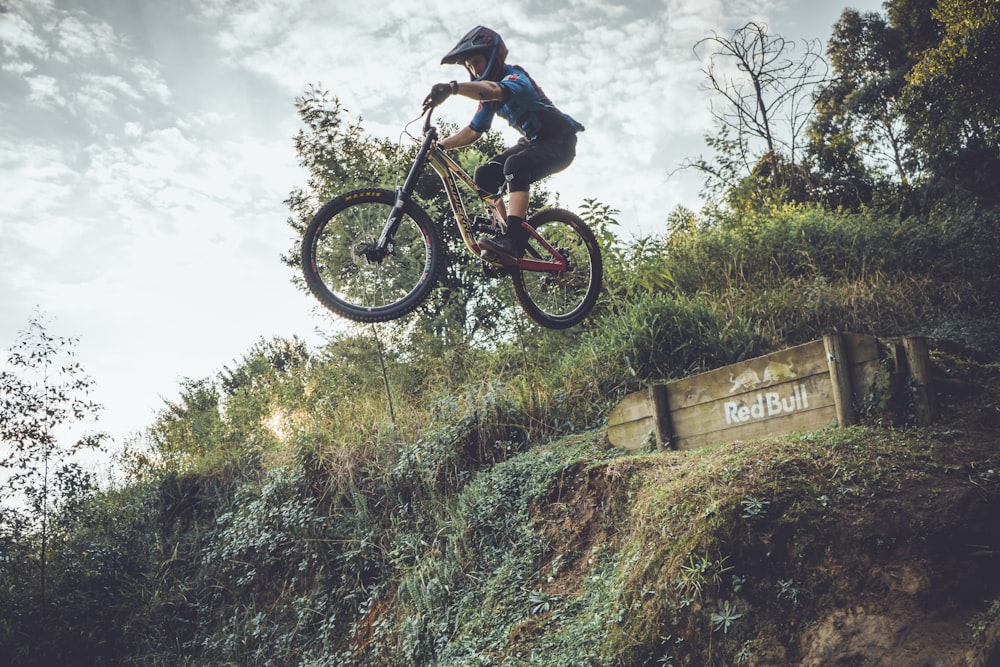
xmin=301 ymin=189 xmax=443 ymax=323
xmin=512 ymin=208 xmax=602 ymax=329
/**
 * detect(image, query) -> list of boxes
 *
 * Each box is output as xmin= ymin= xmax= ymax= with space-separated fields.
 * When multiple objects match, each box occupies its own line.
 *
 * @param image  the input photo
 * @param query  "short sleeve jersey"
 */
xmin=469 ymin=64 xmax=584 ymax=142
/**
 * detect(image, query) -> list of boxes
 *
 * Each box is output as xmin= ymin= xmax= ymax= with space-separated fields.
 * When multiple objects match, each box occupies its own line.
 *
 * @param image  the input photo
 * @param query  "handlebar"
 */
xmin=421 ymin=102 xmax=436 ymax=134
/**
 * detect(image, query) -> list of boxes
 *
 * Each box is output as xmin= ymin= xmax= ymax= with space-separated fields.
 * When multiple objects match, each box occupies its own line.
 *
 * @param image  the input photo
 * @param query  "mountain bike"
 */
xmin=300 ymin=102 xmax=602 ymax=330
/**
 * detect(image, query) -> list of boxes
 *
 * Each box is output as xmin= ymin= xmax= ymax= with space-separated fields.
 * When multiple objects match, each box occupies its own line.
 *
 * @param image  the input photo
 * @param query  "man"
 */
xmin=423 ymin=26 xmax=584 ymax=262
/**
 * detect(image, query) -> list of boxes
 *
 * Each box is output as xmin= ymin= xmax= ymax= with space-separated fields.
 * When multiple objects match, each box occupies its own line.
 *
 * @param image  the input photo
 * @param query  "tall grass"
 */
xmin=7 ymin=202 xmax=999 ymax=665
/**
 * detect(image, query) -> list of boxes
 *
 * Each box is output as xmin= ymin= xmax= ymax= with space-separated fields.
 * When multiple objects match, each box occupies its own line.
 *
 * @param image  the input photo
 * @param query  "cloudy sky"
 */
xmin=1 ymin=0 xmax=884 ymax=448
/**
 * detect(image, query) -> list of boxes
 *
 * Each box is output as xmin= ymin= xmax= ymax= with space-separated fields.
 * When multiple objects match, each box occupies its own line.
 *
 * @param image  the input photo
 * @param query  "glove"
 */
xmin=423 ymin=82 xmax=454 ymax=109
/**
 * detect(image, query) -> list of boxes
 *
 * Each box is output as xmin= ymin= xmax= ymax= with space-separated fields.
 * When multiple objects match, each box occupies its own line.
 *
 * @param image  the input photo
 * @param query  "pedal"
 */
xmin=481 ymin=259 xmax=510 ymax=279
xmin=479 ymin=247 xmax=520 ymax=267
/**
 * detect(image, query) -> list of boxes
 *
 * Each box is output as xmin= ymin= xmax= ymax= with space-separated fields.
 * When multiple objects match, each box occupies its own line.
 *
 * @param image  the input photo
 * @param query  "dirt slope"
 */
xmin=525 ymin=344 xmax=1000 ymax=666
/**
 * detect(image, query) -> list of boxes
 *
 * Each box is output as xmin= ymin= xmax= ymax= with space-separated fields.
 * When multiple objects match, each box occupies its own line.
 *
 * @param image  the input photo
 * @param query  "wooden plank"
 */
xmin=606 ymin=334 xmax=883 ymax=453
xmin=667 ymin=372 xmax=836 ymax=440
xmin=844 ymin=332 xmax=880 ymax=365
xmin=607 ymin=390 xmax=656 ymax=451
xmin=608 ymin=416 xmax=657 ymax=451
xmin=676 ymin=404 xmax=839 ymax=450
xmin=824 ymin=333 xmax=857 ymax=427
xmin=650 ymin=384 xmax=672 ymax=450
xmin=846 ymin=334 xmax=880 ymax=402
xmin=608 ymin=390 xmax=654 ymax=424
xmin=664 ymin=340 xmax=828 ymax=411
xmin=903 ymin=336 xmax=934 ymax=425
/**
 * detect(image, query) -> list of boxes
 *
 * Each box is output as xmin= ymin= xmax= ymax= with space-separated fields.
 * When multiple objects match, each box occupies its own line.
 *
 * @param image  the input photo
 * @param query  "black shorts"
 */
xmin=474 ymin=133 xmax=578 ymax=194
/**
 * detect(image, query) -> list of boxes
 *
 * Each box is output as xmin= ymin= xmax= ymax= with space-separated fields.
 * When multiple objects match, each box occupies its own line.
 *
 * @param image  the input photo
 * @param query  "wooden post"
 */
xmin=824 ymin=333 xmax=857 ymax=427
xmin=903 ymin=336 xmax=934 ymax=426
xmin=650 ymin=384 xmax=673 ymax=450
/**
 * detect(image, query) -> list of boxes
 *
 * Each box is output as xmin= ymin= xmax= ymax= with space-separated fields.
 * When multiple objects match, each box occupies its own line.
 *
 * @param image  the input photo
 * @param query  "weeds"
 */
xmin=740 ymin=496 xmax=770 ymax=519
xmin=710 ymin=601 xmax=742 ymax=634
xmin=4 ymin=201 xmax=999 ymax=666
xmin=777 ymin=579 xmax=799 ymax=604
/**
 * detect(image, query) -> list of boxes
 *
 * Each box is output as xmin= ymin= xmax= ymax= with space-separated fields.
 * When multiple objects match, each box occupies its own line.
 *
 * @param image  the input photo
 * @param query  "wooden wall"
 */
xmin=608 ymin=333 xmax=926 ymax=452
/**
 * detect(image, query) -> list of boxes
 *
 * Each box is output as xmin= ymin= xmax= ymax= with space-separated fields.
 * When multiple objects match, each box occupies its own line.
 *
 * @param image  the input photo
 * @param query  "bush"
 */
xmin=6 ymin=198 xmax=998 ymax=666
xmin=580 ymin=291 xmax=769 ymax=388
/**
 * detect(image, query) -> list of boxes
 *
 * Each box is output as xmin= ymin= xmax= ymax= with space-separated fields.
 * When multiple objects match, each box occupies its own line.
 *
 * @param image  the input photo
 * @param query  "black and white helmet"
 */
xmin=440 ymin=26 xmax=508 ymax=82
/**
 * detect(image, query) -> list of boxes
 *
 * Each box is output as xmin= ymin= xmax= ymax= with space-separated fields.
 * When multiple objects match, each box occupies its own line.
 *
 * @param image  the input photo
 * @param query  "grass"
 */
xmin=6 ymin=202 xmax=1000 ymax=665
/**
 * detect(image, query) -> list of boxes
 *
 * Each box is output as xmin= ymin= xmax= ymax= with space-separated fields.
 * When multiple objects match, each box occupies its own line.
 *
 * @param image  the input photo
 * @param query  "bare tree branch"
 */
xmin=688 ymin=22 xmax=829 ymax=196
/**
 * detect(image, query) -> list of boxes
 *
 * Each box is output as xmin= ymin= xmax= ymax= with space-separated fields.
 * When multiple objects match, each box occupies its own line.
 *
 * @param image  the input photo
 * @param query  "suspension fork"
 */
xmin=376 ymin=126 xmax=438 ymax=252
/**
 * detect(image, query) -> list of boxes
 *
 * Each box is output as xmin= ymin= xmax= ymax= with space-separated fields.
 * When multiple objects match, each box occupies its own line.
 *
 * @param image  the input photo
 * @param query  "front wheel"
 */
xmin=301 ymin=189 xmax=443 ymax=323
xmin=512 ymin=208 xmax=602 ymax=329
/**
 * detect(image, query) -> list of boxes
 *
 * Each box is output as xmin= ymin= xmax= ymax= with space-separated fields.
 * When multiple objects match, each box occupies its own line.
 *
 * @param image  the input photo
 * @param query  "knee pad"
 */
xmin=503 ymin=155 xmax=532 ymax=192
xmin=474 ymin=162 xmax=505 ymax=195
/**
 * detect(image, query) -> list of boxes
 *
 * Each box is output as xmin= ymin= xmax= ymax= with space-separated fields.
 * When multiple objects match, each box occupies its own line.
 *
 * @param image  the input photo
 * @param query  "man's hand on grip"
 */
xmin=423 ymin=82 xmax=453 ymax=109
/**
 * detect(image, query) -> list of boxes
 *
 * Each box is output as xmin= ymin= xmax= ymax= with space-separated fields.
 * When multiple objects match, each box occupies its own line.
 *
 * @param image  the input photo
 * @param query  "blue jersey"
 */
xmin=469 ymin=64 xmax=584 ymax=141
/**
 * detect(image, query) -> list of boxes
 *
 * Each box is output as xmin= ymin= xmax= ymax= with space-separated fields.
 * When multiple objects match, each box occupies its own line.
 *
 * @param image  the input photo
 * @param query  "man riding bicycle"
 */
xmin=423 ymin=26 xmax=585 ymax=262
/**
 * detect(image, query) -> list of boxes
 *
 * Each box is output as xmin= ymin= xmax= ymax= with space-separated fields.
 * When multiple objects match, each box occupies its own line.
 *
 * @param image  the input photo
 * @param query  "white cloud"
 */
xmin=49 ymin=12 xmax=119 ymax=60
xmin=24 ymin=72 xmax=66 ymax=107
xmin=1 ymin=1 xmax=172 ymax=125
xmin=130 ymin=61 xmax=172 ymax=105
xmin=2 ymin=60 xmax=34 ymax=74
xmin=0 ymin=139 xmax=78 ymax=218
xmin=0 ymin=8 xmax=47 ymax=57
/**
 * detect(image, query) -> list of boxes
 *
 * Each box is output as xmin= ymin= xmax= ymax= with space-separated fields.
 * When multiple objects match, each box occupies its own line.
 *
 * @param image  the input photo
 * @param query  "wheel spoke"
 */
xmin=513 ymin=209 xmax=602 ymax=329
xmin=302 ymin=190 xmax=442 ymax=323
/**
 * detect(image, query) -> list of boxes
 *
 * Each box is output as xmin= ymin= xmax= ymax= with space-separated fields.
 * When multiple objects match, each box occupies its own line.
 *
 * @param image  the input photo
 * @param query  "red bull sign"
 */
xmin=607 ymin=333 xmax=932 ymax=452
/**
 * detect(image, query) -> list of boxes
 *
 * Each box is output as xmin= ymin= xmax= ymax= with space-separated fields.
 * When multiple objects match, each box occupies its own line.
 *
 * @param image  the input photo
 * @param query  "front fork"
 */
xmin=370 ymin=190 xmax=407 ymax=261
xmin=370 ymin=127 xmax=440 ymax=261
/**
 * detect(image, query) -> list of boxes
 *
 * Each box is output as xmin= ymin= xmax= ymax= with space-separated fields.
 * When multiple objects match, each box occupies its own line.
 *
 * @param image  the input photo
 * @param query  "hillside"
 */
xmin=6 ymin=185 xmax=1000 ymax=666
xmin=4 ymin=197 xmax=1000 ymax=664
xmin=112 ymin=338 xmax=997 ymax=666
xmin=333 ymin=339 xmax=1000 ymax=666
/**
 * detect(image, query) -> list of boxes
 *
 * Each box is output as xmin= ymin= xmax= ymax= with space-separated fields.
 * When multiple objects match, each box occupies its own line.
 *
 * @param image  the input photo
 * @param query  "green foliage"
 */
xmin=809 ymin=6 xmax=918 ymax=209
xmin=690 ymin=0 xmax=1000 ymax=212
xmin=710 ymin=601 xmax=742 ymax=634
xmin=394 ymin=435 xmax=625 ymax=666
xmin=0 ymin=312 xmax=107 ymax=665
xmin=582 ymin=291 xmax=768 ymax=389
xmin=1 ymin=312 xmax=105 ymax=516
xmin=6 ymin=191 xmax=1000 ymax=665
xmin=808 ymin=0 xmax=1000 ymax=211
xmin=7 ymin=31 xmax=1000 ymax=664
xmin=150 ymin=378 xmax=226 ymax=465
xmin=903 ymin=0 xmax=1000 ymax=202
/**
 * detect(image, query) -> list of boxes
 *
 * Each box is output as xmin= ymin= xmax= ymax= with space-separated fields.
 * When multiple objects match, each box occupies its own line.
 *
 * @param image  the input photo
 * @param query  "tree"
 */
xmin=808 ymin=5 xmax=927 ymax=211
xmin=689 ymin=22 xmax=828 ymax=206
xmin=0 ymin=311 xmax=104 ymax=621
xmin=904 ymin=0 xmax=1000 ymax=203
xmin=148 ymin=337 xmax=314 ymax=470
xmin=810 ymin=0 xmax=1000 ymax=211
xmin=812 ymin=13 xmax=895 ymax=204
xmin=149 ymin=377 xmax=226 ymax=465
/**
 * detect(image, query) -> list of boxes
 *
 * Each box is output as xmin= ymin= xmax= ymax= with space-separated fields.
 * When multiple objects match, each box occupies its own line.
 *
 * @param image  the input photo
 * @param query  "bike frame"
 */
xmin=381 ymin=109 xmax=569 ymax=273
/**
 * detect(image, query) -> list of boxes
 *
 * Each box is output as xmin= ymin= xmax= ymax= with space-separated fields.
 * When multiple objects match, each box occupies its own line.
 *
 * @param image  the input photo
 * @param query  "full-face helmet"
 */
xmin=440 ymin=26 xmax=508 ymax=82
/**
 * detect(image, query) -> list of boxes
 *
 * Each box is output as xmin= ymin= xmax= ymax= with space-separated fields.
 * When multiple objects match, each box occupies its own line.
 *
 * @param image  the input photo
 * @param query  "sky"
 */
xmin=0 ymin=0 xmax=887 ymax=453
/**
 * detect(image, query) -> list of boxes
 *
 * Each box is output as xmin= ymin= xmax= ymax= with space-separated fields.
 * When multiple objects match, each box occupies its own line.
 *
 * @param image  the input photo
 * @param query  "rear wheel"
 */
xmin=511 ymin=208 xmax=602 ymax=329
xmin=301 ymin=189 xmax=443 ymax=323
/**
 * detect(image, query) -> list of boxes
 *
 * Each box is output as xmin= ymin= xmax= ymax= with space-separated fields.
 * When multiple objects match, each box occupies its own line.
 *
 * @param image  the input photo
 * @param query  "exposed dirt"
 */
xmin=733 ymin=346 xmax=1000 ymax=667
xmin=530 ymin=342 xmax=1000 ymax=666
xmin=531 ymin=461 xmax=618 ymax=596
xmin=786 ymin=469 xmax=1000 ymax=667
